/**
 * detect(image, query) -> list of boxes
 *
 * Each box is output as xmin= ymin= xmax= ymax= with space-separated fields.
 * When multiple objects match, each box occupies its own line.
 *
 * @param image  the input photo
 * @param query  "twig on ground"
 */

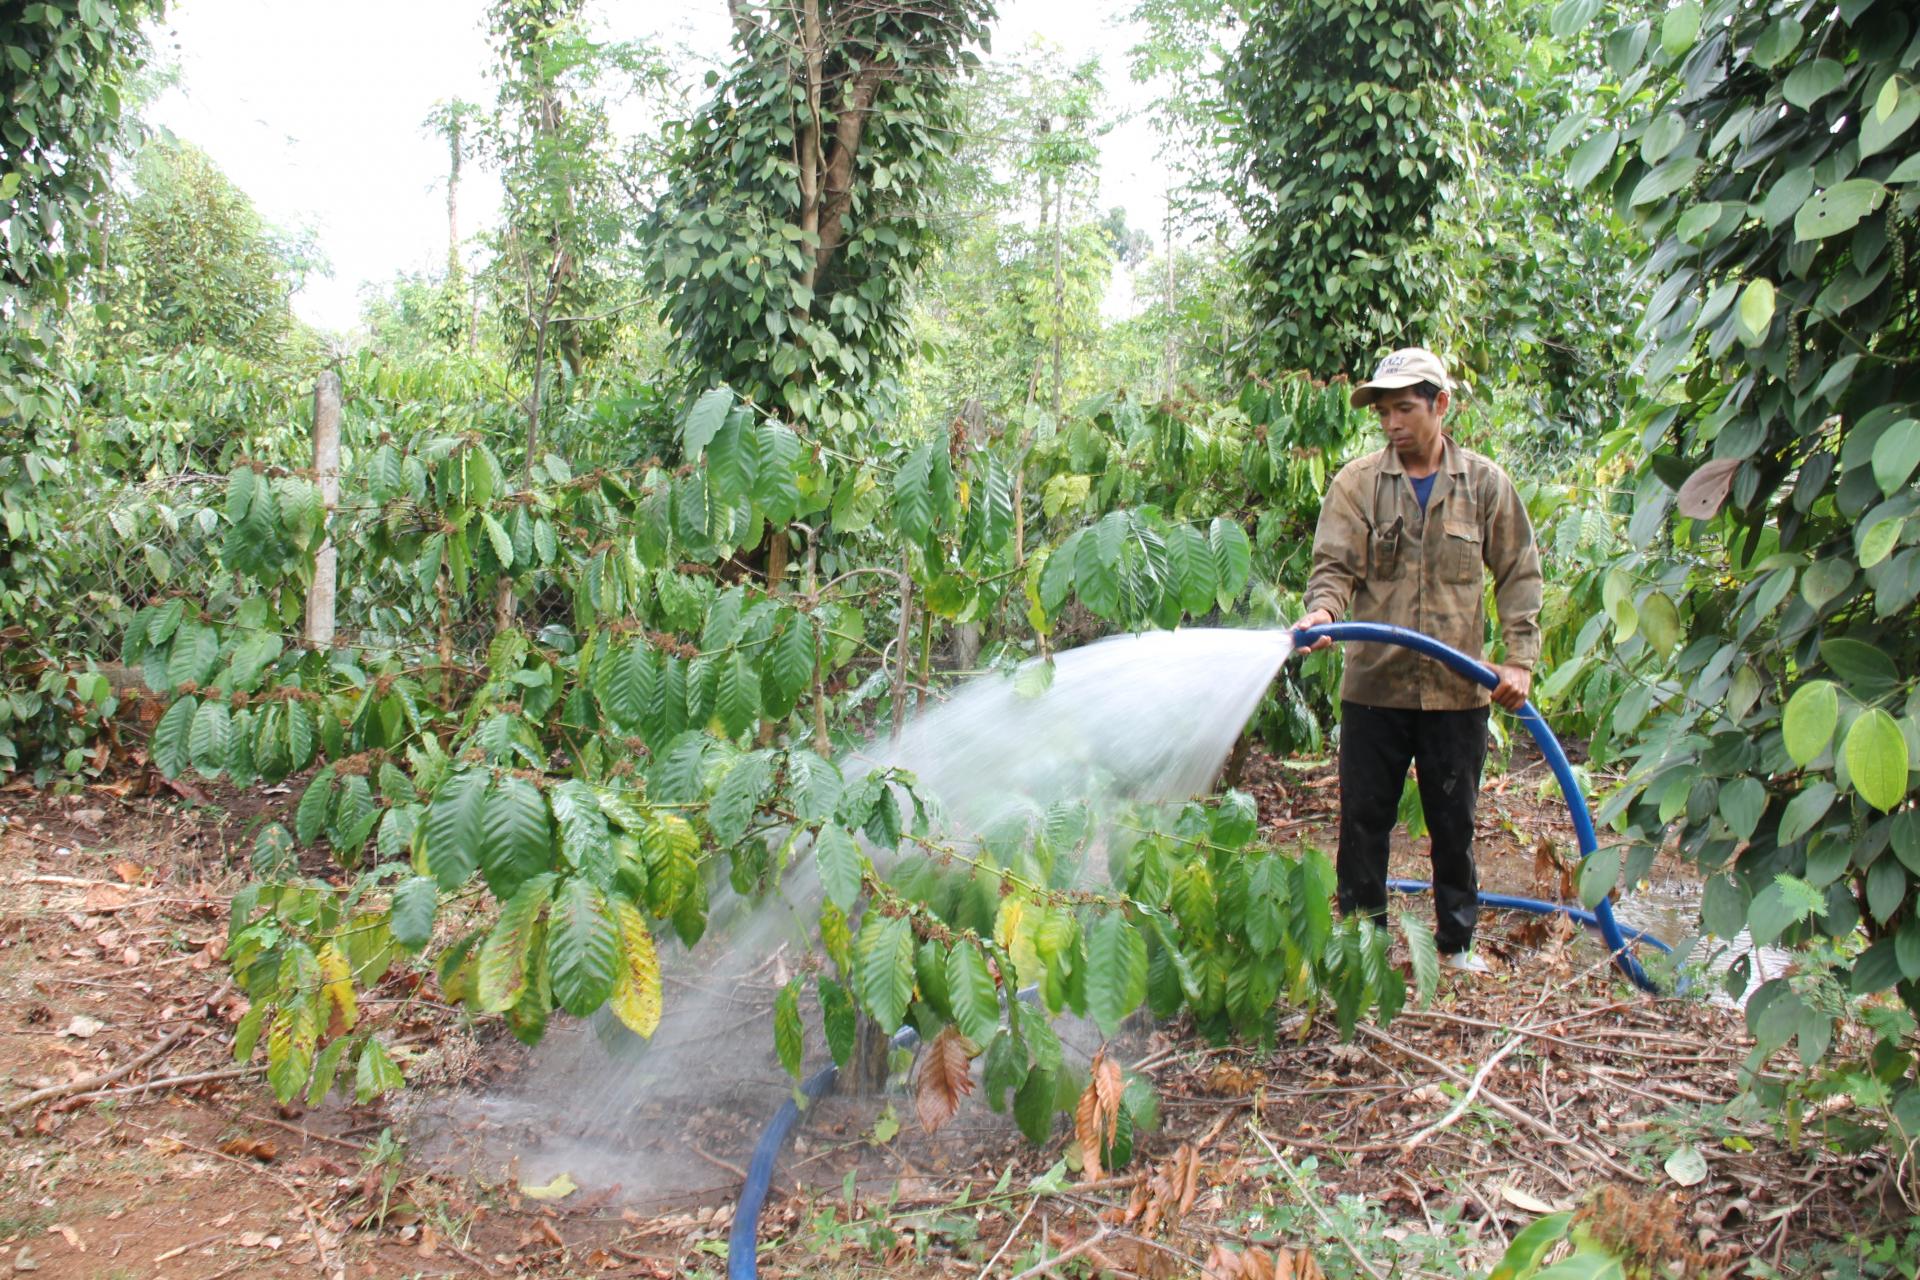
xmin=4 ymin=1023 xmax=195 ymax=1117
xmin=1250 ymin=1124 xmax=1393 ymax=1280
xmin=1399 ymin=1028 xmax=1531 ymax=1156
xmin=233 ymin=1109 xmax=368 ymax=1154
xmin=1007 ymin=1224 xmax=1112 ymax=1280
xmin=976 ymin=1195 xmax=1038 ymax=1280
xmin=53 ymin=1064 xmax=261 ymax=1111
xmin=690 ymin=1144 xmax=749 ymax=1182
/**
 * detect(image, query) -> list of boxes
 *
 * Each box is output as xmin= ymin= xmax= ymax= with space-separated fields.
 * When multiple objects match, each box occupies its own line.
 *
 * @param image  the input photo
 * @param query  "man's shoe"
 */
xmin=1442 ymin=949 xmax=1491 ymax=974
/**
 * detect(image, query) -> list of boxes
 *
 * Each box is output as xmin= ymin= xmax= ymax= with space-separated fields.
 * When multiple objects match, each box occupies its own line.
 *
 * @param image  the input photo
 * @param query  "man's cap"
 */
xmin=1349 ymin=347 xmax=1452 ymax=408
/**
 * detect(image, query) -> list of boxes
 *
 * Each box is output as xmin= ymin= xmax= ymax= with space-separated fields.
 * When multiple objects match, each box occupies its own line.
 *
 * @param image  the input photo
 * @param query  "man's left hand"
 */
xmin=1490 ymin=664 xmax=1532 ymax=711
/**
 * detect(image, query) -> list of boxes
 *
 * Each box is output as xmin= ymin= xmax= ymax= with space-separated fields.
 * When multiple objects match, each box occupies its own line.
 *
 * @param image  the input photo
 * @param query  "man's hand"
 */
xmin=1490 ymin=664 xmax=1532 ymax=711
xmin=1292 ymin=608 xmax=1335 ymax=652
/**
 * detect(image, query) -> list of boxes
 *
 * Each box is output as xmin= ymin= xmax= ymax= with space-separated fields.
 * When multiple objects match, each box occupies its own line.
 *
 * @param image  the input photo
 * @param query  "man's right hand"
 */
xmin=1292 ymin=608 xmax=1334 ymax=652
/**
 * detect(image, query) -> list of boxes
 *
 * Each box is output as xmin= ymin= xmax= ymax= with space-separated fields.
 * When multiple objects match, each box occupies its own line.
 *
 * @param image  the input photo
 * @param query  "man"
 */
xmin=1292 ymin=347 xmax=1542 ymax=973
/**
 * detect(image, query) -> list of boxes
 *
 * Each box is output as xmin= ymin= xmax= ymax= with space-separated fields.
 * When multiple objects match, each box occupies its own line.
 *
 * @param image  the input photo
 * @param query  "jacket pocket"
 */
xmin=1441 ymin=518 xmax=1482 ymax=583
xmin=1369 ymin=526 xmax=1404 ymax=580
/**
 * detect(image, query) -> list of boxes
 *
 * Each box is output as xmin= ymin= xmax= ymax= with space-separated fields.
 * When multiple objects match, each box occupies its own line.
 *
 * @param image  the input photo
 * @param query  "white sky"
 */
xmin=145 ymin=0 xmax=1171 ymax=332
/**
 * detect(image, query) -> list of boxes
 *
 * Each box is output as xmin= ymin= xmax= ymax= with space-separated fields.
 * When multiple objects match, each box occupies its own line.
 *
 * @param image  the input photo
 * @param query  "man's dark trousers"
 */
xmin=1336 ymin=700 xmax=1489 ymax=954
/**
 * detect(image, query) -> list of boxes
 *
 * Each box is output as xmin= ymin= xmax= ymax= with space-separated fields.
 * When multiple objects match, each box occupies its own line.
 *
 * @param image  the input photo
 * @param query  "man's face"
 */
xmin=1374 ymin=387 xmax=1449 ymax=464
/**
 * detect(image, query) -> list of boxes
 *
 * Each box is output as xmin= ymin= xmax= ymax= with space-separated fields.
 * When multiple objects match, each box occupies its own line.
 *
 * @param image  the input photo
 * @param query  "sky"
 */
xmin=145 ymin=0 xmax=1173 ymax=333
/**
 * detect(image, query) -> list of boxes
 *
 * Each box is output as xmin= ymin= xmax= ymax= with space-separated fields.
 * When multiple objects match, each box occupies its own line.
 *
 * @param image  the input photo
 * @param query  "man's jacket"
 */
xmin=1301 ymin=437 xmax=1542 ymax=710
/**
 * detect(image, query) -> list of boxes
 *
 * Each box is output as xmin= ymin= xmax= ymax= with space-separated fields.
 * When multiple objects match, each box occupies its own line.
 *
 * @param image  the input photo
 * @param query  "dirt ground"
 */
xmin=0 ymin=747 xmax=1897 ymax=1280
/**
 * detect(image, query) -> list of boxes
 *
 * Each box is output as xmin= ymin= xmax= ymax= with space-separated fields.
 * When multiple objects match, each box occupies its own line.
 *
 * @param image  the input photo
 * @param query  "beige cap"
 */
xmin=1349 ymin=347 xmax=1452 ymax=408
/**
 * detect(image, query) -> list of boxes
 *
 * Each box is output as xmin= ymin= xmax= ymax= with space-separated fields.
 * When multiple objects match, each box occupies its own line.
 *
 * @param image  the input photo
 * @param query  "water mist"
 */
xmin=408 ymin=627 xmax=1295 ymax=1204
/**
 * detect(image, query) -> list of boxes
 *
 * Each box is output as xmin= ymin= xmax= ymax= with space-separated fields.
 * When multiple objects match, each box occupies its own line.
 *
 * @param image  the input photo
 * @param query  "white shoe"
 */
xmin=1443 ymin=949 xmax=1491 ymax=974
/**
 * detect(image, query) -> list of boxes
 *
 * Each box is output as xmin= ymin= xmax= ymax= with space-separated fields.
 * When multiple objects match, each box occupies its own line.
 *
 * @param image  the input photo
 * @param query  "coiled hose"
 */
xmin=1292 ymin=622 xmax=1666 ymax=992
xmin=725 ymin=623 xmax=1671 ymax=1279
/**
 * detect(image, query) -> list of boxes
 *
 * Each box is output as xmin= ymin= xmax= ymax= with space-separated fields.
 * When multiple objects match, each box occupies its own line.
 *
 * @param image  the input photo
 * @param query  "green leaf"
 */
xmin=1578 ymin=845 xmax=1621 ymax=909
xmin=1795 ymin=180 xmax=1887 ymax=242
xmin=1747 ymin=875 xmax=1821 ymax=947
xmin=547 ymin=877 xmax=621 ymax=1016
xmin=549 ymin=779 xmax=613 ymax=887
xmin=1782 ymin=58 xmax=1845 ymax=109
xmin=680 ymin=387 xmax=732 ymax=457
xmin=708 ymin=750 xmax=773 ymax=844
xmin=1548 ymin=0 xmax=1602 ymax=39
xmin=296 ymin=767 xmax=335 ymax=845
xmin=1778 ymin=781 xmax=1837 ymax=846
xmin=188 ymin=699 xmax=231 ymax=779
xmin=814 ymin=824 xmax=864 ymax=912
xmin=1859 ymin=517 xmax=1904 ymax=569
xmin=1658 ymin=0 xmax=1699 ymax=55
xmin=945 ymin=942 xmax=1002 ymax=1045
xmin=1747 ymin=18 xmax=1802 ymax=68
xmin=820 ymin=976 xmax=856 ymax=1067
xmin=893 ymin=443 xmax=936 ymax=544
xmin=773 ymin=978 xmax=804 ymax=1080
xmin=855 ymin=912 xmax=915 ymax=1032
xmin=1822 ymin=638 xmax=1899 ymax=692
xmin=1782 ymin=681 xmax=1839 ymax=766
xmin=1718 ymin=776 xmax=1766 ymax=841
xmin=1630 ymin=155 xmax=1702 ymax=207
xmin=1207 ymin=517 xmax=1251 ymax=608
xmin=1567 ymin=129 xmax=1619 ymax=189
xmin=481 ymin=512 xmax=513 ymax=570
xmin=1845 ymin=709 xmax=1909 ymax=811
xmin=1800 ymin=559 xmax=1854 ymax=613
xmin=1401 ymin=912 xmax=1438 ymax=1007
xmin=1872 ymin=420 xmax=1920 ymax=496
xmin=716 ymin=647 xmax=761 ymax=739
xmin=1488 ymin=1212 xmax=1575 ymax=1280
xmin=354 ymin=1038 xmax=406 ymax=1103
xmin=151 ymin=695 xmax=197 ymax=778
xmin=768 ymin=612 xmax=817 ymax=710
xmin=1862 ymin=78 xmax=1920 ymax=158
xmin=391 ymin=876 xmax=438 ymax=951
xmin=1087 ymin=913 xmax=1148 ymax=1037
xmin=422 ymin=768 xmax=489 ymax=890
xmin=476 ymin=873 xmax=554 ymax=1012
xmin=479 ymin=774 xmax=552 ymax=898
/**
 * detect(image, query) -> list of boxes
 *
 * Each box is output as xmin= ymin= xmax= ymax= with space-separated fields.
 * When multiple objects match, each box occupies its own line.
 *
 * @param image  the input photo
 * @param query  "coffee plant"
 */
xmin=126 ymin=368 xmax=1414 ymax=1151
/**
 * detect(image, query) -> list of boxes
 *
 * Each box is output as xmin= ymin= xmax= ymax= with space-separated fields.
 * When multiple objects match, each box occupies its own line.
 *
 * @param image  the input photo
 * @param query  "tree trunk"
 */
xmin=1051 ymin=183 xmax=1065 ymax=417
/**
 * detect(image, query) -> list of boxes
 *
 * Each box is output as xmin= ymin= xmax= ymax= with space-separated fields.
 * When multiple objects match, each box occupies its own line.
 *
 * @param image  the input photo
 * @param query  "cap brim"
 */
xmin=1348 ymin=375 xmax=1425 ymax=409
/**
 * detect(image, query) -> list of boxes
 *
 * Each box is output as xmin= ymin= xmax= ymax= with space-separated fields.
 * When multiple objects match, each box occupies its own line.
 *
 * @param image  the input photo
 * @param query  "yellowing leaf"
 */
xmin=1782 ymin=680 xmax=1839 ymax=767
xmin=1736 ymin=278 xmax=1775 ymax=344
xmin=609 ymin=898 xmax=662 ymax=1038
xmin=1845 ymin=709 xmax=1909 ymax=812
xmin=520 ymin=1172 xmax=578 ymax=1201
xmin=318 ymin=943 xmax=357 ymax=1034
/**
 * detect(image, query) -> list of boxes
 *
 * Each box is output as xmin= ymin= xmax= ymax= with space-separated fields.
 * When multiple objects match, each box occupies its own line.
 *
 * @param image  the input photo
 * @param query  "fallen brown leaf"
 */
xmin=218 ymin=1137 xmax=279 ymax=1163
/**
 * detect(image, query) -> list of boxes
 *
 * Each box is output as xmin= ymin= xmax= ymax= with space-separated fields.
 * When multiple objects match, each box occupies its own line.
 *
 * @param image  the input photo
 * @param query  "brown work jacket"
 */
xmin=1301 ymin=438 xmax=1543 ymax=710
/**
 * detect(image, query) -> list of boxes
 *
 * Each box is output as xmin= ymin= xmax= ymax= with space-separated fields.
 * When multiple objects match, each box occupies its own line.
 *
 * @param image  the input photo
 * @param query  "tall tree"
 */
xmin=0 ymin=0 xmax=163 ymax=774
xmin=1222 ymin=0 xmax=1480 ymax=376
xmin=647 ymin=0 xmax=996 ymax=443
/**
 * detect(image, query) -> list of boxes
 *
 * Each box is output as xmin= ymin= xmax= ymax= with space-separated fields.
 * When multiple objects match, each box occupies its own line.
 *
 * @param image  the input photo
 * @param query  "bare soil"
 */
xmin=0 ymin=747 xmax=1895 ymax=1280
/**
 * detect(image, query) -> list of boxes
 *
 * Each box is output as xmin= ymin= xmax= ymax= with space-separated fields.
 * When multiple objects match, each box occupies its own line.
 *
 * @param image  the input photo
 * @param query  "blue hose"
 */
xmin=1292 ymin=622 xmax=1662 ymax=993
xmin=726 ymin=622 xmax=1670 ymax=1279
xmin=726 ymin=1027 xmax=921 ymax=1280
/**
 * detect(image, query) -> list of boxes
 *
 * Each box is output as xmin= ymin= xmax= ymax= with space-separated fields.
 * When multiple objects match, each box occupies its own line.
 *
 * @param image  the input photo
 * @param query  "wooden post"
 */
xmin=305 ymin=371 xmax=342 ymax=649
